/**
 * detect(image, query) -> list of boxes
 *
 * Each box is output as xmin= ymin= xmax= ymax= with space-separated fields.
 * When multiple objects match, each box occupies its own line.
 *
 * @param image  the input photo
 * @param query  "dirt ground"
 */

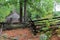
xmin=2 ymin=28 xmax=60 ymax=40
xmin=2 ymin=28 xmax=39 ymax=40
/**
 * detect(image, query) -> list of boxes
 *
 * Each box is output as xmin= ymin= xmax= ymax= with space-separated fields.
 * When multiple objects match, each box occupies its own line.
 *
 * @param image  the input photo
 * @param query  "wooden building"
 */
xmin=5 ymin=10 xmax=20 ymax=23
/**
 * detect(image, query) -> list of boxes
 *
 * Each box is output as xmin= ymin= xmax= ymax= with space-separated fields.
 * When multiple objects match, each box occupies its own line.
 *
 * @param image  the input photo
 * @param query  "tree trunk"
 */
xmin=20 ymin=0 xmax=23 ymax=23
xmin=24 ymin=0 xmax=27 ymax=22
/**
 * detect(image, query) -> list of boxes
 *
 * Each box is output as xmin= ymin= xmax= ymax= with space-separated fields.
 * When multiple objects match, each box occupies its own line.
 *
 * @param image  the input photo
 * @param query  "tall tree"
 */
xmin=24 ymin=0 xmax=27 ymax=22
xmin=20 ymin=0 xmax=23 ymax=23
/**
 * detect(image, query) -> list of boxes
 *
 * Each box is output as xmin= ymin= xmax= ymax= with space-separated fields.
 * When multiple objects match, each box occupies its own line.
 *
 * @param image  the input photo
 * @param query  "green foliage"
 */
xmin=0 ymin=0 xmax=60 ymax=28
xmin=0 ymin=0 xmax=19 ymax=22
xmin=0 ymin=6 xmax=10 ymax=21
xmin=56 ymin=0 xmax=60 ymax=3
xmin=27 ymin=0 xmax=54 ymax=20
xmin=54 ymin=11 xmax=60 ymax=17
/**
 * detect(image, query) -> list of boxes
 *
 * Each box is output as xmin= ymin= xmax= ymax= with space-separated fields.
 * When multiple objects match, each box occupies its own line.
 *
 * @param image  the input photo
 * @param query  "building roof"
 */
xmin=6 ymin=10 xmax=20 ymax=19
xmin=5 ymin=10 xmax=20 ymax=23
